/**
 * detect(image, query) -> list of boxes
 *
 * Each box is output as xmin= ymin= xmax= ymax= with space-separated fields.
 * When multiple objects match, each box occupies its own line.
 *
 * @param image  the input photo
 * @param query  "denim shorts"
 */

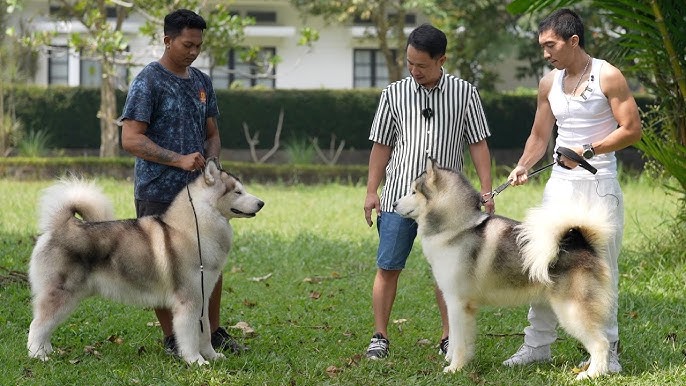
xmin=375 ymin=211 xmax=418 ymax=270
xmin=135 ymin=199 xmax=171 ymax=218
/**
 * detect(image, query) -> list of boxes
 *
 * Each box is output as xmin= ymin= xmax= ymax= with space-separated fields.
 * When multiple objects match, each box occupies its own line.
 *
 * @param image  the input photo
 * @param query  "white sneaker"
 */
xmin=502 ymin=344 xmax=551 ymax=367
xmin=578 ymin=341 xmax=622 ymax=373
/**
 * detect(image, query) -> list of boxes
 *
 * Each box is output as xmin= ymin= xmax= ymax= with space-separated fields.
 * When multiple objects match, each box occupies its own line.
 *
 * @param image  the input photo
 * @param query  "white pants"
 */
xmin=524 ymin=177 xmax=623 ymax=347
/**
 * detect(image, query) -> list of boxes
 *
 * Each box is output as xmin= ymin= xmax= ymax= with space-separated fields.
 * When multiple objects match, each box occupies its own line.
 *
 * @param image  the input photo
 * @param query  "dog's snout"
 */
xmin=257 ymin=200 xmax=265 ymax=209
xmin=392 ymin=201 xmax=398 ymax=209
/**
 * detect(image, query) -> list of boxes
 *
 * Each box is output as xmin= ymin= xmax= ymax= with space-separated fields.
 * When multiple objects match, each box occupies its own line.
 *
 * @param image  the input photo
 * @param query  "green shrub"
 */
xmin=4 ymin=85 xmax=656 ymax=152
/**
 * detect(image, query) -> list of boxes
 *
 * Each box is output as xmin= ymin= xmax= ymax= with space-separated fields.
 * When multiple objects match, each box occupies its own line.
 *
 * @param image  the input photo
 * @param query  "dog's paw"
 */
xmin=443 ymin=363 xmax=462 ymax=373
xmin=185 ymin=355 xmax=209 ymax=366
xmin=28 ymin=344 xmax=53 ymax=361
xmin=575 ymin=371 xmax=591 ymax=381
xmin=29 ymin=351 xmax=50 ymax=361
xmin=209 ymin=352 xmax=226 ymax=361
xmin=575 ymin=369 xmax=603 ymax=381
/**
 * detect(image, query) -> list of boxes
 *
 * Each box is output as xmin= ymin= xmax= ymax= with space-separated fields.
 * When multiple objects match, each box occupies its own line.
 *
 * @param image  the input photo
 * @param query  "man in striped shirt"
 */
xmin=363 ymin=23 xmax=495 ymax=359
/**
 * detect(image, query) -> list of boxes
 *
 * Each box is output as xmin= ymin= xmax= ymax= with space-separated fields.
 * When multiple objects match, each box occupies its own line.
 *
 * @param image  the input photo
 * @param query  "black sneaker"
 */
xmin=439 ymin=336 xmax=449 ymax=355
xmin=366 ymin=332 xmax=389 ymax=359
xmin=211 ymin=326 xmax=247 ymax=354
xmin=163 ymin=335 xmax=179 ymax=357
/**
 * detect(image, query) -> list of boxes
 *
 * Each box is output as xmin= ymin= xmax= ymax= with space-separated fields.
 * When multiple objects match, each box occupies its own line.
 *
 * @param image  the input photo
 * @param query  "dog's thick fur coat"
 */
xmin=393 ymin=159 xmax=615 ymax=380
xmin=27 ymin=159 xmax=263 ymax=365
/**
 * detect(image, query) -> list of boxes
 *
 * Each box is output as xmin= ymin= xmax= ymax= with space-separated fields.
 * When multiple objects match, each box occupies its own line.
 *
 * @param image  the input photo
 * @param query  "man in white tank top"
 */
xmin=502 ymin=8 xmax=641 ymax=373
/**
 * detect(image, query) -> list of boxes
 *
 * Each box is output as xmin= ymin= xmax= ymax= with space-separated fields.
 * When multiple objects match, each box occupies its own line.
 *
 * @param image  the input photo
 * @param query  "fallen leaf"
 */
xmin=393 ymin=318 xmax=408 ymax=332
xmin=325 ymin=365 xmax=342 ymax=377
xmin=346 ymin=354 xmax=362 ymax=367
xmin=243 ymin=299 xmax=257 ymax=308
xmin=467 ymin=371 xmax=483 ymax=385
xmin=84 ymin=345 xmax=101 ymax=357
xmin=230 ymin=321 xmax=256 ymax=337
xmin=416 ymin=338 xmax=432 ymax=346
xmin=107 ymin=335 xmax=124 ymax=345
xmin=249 ymin=273 xmax=273 ymax=282
xmin=309 ymin=291 xmax=321 ymax=300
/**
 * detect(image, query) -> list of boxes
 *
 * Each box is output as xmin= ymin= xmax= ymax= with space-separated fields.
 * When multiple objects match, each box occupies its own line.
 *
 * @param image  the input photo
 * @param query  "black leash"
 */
xmin=482 ymin=146 xmax=597 ymax=203
xmin=186 ymin=173 xmax=206 ymax=334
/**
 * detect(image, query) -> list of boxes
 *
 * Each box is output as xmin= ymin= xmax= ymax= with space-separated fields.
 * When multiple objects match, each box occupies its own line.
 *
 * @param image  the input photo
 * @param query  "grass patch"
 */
xmin=0 ymin=176 xmax=684 ymax=385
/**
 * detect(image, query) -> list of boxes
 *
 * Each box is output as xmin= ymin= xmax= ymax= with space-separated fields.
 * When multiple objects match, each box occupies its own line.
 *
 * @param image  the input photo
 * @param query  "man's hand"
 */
xmin=177 ymin=152 xmax=206 ymax=171
xmin=364 ymin=192 xmax=381 ymax=227
xmin=507 ymin=165 xmax=529 ymax=186
xmin=481 ymin=194 xmax=495 ymax=214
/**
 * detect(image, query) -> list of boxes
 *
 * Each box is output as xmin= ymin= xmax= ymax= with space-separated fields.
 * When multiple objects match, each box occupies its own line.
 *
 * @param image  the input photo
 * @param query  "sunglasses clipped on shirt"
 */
xmin=422 ymin=107 xmax=434 ymax=119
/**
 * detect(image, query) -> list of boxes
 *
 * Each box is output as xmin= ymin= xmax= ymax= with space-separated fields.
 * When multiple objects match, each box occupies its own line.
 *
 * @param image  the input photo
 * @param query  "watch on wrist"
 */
xmin=582 ymin=143 xmax=595 ymax=159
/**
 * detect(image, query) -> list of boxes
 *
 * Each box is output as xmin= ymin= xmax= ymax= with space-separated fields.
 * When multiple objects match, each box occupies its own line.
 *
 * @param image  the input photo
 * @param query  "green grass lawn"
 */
xmin=0 ymin=175 xmax=684 ymax=385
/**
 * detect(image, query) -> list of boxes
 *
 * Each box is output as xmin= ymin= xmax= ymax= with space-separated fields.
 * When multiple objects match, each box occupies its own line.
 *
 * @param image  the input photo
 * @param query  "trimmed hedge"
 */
xmin=5 ymin=85 xmax=655 ymax=151
xmin=0 ymin=157 xmax=368 ymax=184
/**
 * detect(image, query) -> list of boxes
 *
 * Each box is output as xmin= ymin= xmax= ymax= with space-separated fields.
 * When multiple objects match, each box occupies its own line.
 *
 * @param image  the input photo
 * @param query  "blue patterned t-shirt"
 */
xmin=120 ymin=62 xmax=219 ymax=203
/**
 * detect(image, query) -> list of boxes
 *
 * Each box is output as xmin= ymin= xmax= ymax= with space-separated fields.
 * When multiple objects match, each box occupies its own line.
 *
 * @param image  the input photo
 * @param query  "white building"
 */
xmin=12 ymin=0 xmax=535 ymax=91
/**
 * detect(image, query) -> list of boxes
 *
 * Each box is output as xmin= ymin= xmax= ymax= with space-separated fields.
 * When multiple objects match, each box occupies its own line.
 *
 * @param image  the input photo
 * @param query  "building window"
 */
xmin=48 ymin=46 xmax=69 ymax=85
xmin=353 ymin=13 xmax=416 ymax=25
xmin=212 ymin=47 xmax=276 ymax=89
xmin=80 ymin=53 xmax=128 ymax=88
xmin=246 ymin=11 xmax=277 ymax=24
xmin=80 ymin=57 xmax=102 ymax=87
xmin=354 ymin=49 xmax=407 ymax=88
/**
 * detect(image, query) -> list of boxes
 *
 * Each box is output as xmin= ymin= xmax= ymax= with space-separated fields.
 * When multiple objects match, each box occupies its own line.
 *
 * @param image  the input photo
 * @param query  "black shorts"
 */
xmin=135 ymin=199 xmax=171 ymax=218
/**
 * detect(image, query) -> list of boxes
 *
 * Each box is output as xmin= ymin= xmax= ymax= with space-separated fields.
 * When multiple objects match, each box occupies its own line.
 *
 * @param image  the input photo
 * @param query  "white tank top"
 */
xmin=548 ymin=58 xmax=618 ymax=180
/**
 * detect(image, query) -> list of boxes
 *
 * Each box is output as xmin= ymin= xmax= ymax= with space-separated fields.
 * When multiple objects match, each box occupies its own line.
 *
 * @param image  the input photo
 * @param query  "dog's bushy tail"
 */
xmin=516 ymin=198 xmax=614 ymax=285
xmin=37 ymin=177 xmax=115 ymax=233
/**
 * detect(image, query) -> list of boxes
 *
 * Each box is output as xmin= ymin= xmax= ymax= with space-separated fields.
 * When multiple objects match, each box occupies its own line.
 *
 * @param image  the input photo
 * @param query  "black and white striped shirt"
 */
xmin=369 ymin=71 xmax=491 ymax=212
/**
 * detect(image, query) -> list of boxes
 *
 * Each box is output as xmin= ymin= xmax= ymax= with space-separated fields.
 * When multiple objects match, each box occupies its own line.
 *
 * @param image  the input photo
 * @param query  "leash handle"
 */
xmin=555 ymin=146 xmax=598 ymax=174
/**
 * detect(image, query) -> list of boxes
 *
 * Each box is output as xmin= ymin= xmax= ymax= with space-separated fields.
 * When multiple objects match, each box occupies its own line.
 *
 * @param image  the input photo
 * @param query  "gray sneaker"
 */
xmin=366 ymin=333 xmax=389 ymax=359
xmin=502 ymin=344 xmax=551 ymax=367
xmin=578 ymin=341 xmax=622 ymax=373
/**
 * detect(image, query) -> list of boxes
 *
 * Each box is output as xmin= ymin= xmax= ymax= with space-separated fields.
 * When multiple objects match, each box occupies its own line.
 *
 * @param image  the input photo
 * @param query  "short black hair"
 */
xmin=164 ymin=9 xmax=207 ymax=38
xmin=406 ymin=23 xmax=447 ymax=59
xmin=538 ymin=8 xmax=585 ymax=48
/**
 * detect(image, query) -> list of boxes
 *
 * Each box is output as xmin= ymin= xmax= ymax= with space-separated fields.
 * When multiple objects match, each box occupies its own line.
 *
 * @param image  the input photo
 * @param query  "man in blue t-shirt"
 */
xmin=120 ymin=9 xmax=243 ymax=356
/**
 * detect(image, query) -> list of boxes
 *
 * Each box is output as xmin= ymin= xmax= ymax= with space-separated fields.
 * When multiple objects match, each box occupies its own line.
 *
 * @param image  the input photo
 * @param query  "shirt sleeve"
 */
xmin=369 ymin=89 xmax=396 ymax=146
xmin=120 ymin=69 xmax=154 ymax=124
xmin=463 ymin=87 xmax=491 ymax=144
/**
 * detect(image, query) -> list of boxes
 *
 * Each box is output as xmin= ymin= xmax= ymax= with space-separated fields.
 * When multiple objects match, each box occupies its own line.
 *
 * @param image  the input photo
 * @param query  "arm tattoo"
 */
xmin=139 ymin=139 xmax=179 ymax=164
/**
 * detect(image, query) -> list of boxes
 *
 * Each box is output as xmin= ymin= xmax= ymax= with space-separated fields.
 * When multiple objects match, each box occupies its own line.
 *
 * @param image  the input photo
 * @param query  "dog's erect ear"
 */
xmin=203 ymin=158 xmax=221 ymax=185
xmin=426 ymin=157 xmax=438 ymax=178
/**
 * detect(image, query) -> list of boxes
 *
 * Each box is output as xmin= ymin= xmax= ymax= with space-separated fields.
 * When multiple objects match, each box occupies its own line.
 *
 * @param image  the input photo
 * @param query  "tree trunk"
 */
xmin=99 ymin=56 xmax=119 ymax=157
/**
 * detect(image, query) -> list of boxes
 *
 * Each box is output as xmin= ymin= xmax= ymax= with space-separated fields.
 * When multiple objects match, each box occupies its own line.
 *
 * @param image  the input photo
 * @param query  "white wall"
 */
xmin=14 ymin=0 xmax=536 ymax=91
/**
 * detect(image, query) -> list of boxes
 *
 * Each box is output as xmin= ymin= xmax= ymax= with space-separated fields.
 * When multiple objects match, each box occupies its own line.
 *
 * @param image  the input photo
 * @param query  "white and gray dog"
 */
xmin=394 ymin=159 xmax=614 ymax=380
xmin=27 ymin=159 xmax=263 ymax=365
